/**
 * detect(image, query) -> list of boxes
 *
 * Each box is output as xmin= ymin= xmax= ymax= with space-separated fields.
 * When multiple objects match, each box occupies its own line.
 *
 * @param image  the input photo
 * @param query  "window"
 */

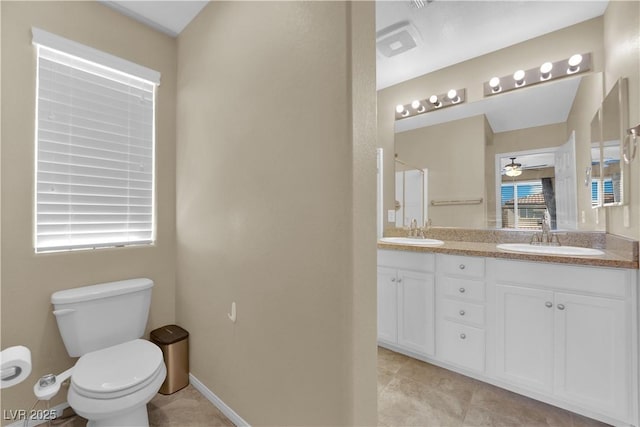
xmin=32 ymin=29 xmax=160 ymax=252
xmin=501 ymin=180 xmax=546 ymax=229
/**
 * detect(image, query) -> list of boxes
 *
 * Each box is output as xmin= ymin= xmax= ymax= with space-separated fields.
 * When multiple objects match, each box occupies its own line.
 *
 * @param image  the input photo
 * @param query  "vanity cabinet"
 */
xmin=489 ymin=259 xmax=634 ymax=424
xmin=436 ymin=254 xmax=486 ymax=373
xmin=377 ymin=250 xmax=436 ymax=356
xmin=377 ymin=248 xmax=638 ymax=425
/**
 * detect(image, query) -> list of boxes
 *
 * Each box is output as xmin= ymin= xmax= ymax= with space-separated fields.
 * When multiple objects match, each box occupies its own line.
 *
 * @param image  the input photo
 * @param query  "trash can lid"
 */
xmin=150 ymin=324 xmax=189 ymax=344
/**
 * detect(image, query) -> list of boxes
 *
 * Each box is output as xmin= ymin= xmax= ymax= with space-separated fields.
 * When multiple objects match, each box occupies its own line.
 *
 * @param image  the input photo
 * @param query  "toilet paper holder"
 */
xmin=1 ymin=345 xmax=32 ymax=389
xmin=1 ymin=366 xmax=24 ymax=382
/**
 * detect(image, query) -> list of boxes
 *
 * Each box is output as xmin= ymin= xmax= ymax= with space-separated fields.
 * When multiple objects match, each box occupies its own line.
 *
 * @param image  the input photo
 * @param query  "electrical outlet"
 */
xmin=581 ymin=211 xmax=586 ymax=223
xmin=387 ymin=210 xmax=396 ymax=223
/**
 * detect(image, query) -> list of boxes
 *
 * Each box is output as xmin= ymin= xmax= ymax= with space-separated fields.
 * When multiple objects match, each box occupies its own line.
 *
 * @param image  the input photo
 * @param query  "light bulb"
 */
xmin=396 ymin=104 xmax=405 ymax=114
xmin=429 ymin=95 xmax=441 ymax=108
xmin=411 ymin=100 xmax=421 ymax=110
xmin=505 ymin=168 xmax=522 ymax=177
xmin=447 ymin=89 xmax=460 ymax=103
xmin=513 ymin=70 xmax=526 ymax=86
xmin=568 ymin=54 xmax=583 ymax=73
xmin=540 ymin=62 xmax=553 ymax=80
xmin=489 ymin=77 xmax=501 ymax=93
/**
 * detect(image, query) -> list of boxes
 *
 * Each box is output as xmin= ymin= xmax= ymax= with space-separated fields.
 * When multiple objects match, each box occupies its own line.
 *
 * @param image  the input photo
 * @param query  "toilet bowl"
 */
xmin=50 ymin=278 xmax=166 ymax=427
xmin=67 ymin=340 xmax=166 ymax=427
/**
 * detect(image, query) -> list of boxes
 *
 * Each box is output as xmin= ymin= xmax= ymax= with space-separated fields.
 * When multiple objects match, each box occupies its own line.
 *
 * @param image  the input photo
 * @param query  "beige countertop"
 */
xmin=377 ymin=240 xmax=639 ymax=269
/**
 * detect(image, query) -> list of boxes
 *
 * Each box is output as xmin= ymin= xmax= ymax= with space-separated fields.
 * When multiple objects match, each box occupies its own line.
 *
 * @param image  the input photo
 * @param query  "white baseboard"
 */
xmin=5 ymin=402 xmax=70 ymax=427
xmin=189 ymin=373 xmax=250 ymax=427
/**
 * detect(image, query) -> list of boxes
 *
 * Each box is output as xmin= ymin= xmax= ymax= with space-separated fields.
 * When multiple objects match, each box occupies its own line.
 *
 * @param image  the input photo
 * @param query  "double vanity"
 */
xmin=377 ymin=229 xmax=639 ymax=426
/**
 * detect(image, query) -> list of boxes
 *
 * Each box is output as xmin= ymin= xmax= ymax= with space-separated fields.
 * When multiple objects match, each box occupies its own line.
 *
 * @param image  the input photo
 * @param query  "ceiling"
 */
xmin=376 ymin=1 xmax=608 ymax=90
xmin=99 ymin=0 xmax=209 ymax=37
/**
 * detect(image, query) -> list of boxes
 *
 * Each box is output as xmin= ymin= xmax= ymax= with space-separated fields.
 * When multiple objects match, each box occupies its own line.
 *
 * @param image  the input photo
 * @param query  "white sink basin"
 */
xmin=379 ymin=237 xmax=444 ymax=247
xmin=496 ymin=243 xmax=604 ymax=257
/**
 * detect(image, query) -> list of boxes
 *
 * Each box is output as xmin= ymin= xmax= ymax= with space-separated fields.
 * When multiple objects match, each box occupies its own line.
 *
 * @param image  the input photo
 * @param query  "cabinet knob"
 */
xmin=557 ymin=304 xmax=565 ymax=310
xmin=391 ymin=278 xmax=396 ymax=282
xmin=459 ymin=287 xmax=466 ymax=293
xmin=397 ymin=278 xmax=402 ymax=283
xmin=459 ymin=264 xmax=466 ymax=270
xmin=545 ymin=301 xmax=553 ymax=308
xmin=459 ymin=333 xmax=466 ymax=339
xmin=459 ymin=310 xmax=466 ymax=316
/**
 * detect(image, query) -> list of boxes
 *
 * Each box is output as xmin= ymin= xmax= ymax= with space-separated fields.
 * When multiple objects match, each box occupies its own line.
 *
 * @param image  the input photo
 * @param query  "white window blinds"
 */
xmin=34 ymin=33 xmax=159 ymax=252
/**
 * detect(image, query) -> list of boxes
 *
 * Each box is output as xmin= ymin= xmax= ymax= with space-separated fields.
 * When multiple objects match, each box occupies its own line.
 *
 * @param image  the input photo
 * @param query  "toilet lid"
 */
xmin=72 ymin=339 xmax=163 ymax=397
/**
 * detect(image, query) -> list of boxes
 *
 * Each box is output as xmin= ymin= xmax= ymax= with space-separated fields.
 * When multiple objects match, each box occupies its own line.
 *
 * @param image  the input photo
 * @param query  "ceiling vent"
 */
xmin=409 ymin=0 xmax=434 ymax=9
xmin=376 ymin=21 xmax=421 ymax=58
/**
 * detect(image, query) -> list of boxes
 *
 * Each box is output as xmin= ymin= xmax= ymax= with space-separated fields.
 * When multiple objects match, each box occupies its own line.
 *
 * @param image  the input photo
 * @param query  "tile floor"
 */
xmin=42 ymin=385 xmax=233 ymax=427
xmin=42 ymin=349 xmax=610 ymax=426
xmin=377 ymin=346 xmax=610 ymax=427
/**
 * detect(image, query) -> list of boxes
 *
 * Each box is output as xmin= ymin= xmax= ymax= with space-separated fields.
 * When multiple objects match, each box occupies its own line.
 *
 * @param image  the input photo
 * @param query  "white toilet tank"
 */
xmin=51 ymin=278 xmax=153 ymax=357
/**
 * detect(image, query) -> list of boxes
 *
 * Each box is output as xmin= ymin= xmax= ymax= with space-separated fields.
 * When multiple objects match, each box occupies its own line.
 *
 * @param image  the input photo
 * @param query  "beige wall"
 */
xmin=0 ymin=1 xmax=177 ymax=417
xmin=175 ymin=2 xmax=376 ymax=425
xmin=347 ymin=2 xmax=378 ymax=424
xmin=603 ymin=1 xmax=640 ymax=240
xmin=395 ymin=115 xmax=487 ymax=228
xmin=378 ymin=17 xmax=604 ymax=228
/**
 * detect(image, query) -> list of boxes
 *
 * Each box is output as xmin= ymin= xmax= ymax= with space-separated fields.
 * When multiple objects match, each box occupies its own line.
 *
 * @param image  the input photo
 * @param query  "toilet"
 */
xmin=51 ymin=278 xmax=166 ymax=427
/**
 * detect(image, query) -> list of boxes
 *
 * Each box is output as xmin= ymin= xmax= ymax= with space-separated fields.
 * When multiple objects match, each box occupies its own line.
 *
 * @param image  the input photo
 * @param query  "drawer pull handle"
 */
xmin=557 ymin=304 xmax=565 ymax=310
xmin=459 ymin=310 xmax=466 ymax=316
xmin=460 ymin=333 xmax=466 ymax=339
xmin=545 ymin=301 xmax=553 ymax=308
xmin=459 ymin=264 xmax=466 ymax=270
xmin=459 ymin=287 xmax=466 ymax=293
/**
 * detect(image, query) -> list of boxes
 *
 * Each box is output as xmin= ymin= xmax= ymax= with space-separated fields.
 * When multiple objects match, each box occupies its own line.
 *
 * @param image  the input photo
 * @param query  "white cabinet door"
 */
xmin=554 ymin=292 xmax=629 ymax=419
xmin=397 ymin=270 xmax=435 ymax=356
xmin=495 ymin=284 xmax=554 ymax=393
xmin=377 ymin=267 xmax=398 ymax=344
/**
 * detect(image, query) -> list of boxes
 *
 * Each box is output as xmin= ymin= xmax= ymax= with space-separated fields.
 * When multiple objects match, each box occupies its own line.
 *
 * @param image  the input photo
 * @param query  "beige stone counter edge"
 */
xmin=377 ymin=241 xmax=639 ymax=269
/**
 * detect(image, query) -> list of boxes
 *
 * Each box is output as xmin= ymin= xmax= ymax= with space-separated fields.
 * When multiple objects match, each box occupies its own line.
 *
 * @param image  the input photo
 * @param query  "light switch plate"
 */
xmin=387 ymin=210 xmax=396 ymax=223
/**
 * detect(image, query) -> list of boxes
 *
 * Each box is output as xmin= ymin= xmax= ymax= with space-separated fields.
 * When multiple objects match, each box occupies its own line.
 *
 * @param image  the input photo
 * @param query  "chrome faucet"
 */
xmin=408 ymin=218 xmax=432 ymax=239
xmin=530 ymin=210 xmax=560 ymax=246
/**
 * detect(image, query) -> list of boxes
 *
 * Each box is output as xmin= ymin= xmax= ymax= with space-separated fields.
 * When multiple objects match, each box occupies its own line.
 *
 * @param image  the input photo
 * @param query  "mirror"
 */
xmin=600 ymin=78 xmax=629 ymax=206
xmin=590 ymin=110 xmax=603 ymax=208
xmin=393 ymin=73 xmax=603 ymax=230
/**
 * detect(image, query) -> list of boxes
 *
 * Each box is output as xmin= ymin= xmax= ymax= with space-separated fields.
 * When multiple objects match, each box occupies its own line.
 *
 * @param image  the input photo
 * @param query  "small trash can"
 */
xmin=150 ymin=324 xmax=189 ymax=395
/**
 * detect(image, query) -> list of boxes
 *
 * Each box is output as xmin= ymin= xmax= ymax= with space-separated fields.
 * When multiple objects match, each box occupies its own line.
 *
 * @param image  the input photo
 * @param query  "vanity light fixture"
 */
xmin=483 ymin=53 xmax=591 ymax=97
xmin=395 ymin=88 xmax=466 ymax=120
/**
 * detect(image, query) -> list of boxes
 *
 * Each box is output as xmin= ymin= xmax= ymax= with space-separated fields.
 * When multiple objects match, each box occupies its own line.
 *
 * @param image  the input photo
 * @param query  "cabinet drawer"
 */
xmin=378 ymin=250 xmax=435 ymax=272
xmin=491 ymin=259 xmax=630 ymax=298
xmin=438 ymin=320 xmax=485 ymax=373
xmin=441 ymin=299 xmax=484 ymax=327
xmin=438 ymin=254 xmax=485 ymax=278
xmin=441 ymin=276 xmax=485 ymax=301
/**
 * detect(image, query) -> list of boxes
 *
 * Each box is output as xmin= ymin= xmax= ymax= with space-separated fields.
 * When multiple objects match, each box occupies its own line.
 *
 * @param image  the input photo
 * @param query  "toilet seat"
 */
xmin=71 ymin=339 xmax=164 ymax=399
